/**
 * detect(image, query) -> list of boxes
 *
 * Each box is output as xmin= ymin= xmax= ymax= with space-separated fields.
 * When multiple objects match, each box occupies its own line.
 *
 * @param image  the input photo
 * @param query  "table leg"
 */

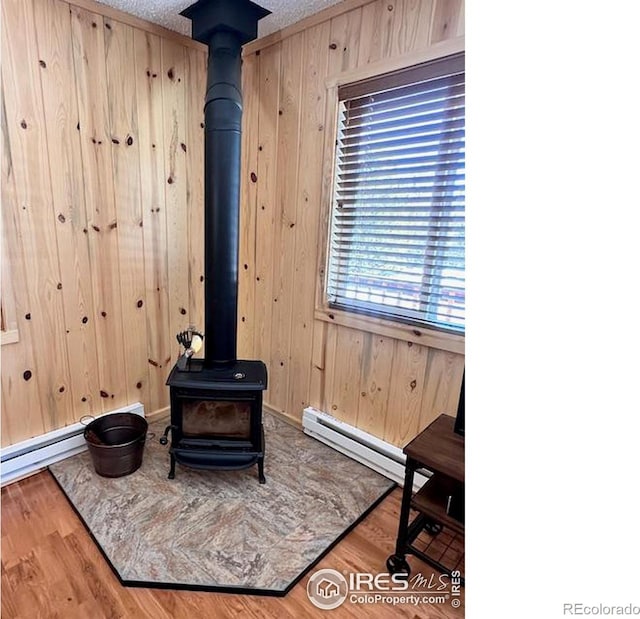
xmin=386 ymin=457 xmax=416 ymax=575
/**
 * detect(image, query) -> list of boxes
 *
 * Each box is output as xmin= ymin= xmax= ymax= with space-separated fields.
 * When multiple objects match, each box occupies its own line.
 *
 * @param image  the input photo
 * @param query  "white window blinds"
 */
xmin=327 ymin=53 xmax=465 ymax=333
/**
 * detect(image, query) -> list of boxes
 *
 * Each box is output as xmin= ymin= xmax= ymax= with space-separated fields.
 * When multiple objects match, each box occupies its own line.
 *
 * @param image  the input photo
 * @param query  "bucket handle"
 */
xmin=80 ymin=414 xmax=154 ymax=440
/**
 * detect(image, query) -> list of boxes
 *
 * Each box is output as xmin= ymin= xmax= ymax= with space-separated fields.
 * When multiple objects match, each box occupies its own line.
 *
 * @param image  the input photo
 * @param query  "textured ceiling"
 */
xmin=94 ymin=0 xmax=345 ymax=39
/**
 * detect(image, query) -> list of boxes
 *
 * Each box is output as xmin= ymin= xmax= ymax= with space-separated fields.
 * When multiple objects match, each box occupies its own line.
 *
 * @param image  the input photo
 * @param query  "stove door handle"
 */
xmin=159 ymin=425 xmax=177 ymax=446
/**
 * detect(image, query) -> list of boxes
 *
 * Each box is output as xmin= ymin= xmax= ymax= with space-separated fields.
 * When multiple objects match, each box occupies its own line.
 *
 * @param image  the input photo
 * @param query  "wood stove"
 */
xmin=162 ymin=360 xmax=267 ymax=482
xmin=160 ymin=0 xmax=270 ymax=483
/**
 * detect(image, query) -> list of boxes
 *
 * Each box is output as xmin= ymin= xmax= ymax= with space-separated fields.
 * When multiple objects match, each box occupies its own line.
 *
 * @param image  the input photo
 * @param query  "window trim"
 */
xmin=315 ymin=37 xmax=465 ymax=353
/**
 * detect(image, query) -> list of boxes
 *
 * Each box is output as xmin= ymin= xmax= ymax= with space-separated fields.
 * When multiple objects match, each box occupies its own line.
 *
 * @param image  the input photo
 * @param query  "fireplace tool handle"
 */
xmin=176 ymin=328 xmax=204 ymax=371
xmin=159 ymin=425 xmax=177 ymax=446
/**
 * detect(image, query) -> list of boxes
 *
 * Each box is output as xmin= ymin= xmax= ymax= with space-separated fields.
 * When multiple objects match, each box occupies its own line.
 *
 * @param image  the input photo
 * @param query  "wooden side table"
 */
xmin=387 ymin=414 xmax=464 ymax=580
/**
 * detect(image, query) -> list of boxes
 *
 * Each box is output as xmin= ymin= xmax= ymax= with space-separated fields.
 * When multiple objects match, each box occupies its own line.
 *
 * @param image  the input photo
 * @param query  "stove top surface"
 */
xmin=166 ymin=359 xmax=268 ymax=391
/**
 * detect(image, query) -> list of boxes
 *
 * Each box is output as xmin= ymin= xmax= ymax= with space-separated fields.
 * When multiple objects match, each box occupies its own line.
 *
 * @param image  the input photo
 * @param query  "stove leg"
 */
xmin=168 ymin=453 xmax=176 ymax=479
xmin=257 ymin=457 xmax=265 ymax=484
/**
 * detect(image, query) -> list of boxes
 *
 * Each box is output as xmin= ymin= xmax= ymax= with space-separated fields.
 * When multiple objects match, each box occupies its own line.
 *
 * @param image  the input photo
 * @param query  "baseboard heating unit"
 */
xmin=302 ymin=406 xmax=430 ymax=493
xmin=1 ymin=403 xmax=145 ymax=487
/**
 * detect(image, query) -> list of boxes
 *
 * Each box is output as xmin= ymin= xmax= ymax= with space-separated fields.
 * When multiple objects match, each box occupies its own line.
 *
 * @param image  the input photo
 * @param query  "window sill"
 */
xmin=1 ymin=329 xmax=19 ymax=346
xmin=314 ymin=307 xmax=464 ymax=355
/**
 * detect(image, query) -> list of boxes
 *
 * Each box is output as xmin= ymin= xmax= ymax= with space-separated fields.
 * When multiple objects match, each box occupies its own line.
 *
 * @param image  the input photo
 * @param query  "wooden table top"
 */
xmin=404 ymin=414 xmax=464 ymax=482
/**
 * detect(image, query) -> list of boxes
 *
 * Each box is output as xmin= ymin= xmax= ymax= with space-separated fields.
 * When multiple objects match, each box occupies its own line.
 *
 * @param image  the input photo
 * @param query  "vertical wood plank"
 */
xmin=237 ymin=52 xmax=259 ymax=360
xmin=287 ymin=22 xmax=331 ymax=420
xmin=357 ymin=0 xmax=404 ymax=66
xmin=1 ymin=88 xmax=45 ymax=444
xmin=383 ymin=0 xmax=404 ymax=59
xmin=0 ymin=210 xmax=18 ymax=337
xmin=70 ymin=4 xmax=127 ymax=407
xmin=268 ymin=32 xmax=304 ymax=413
xmin=384 ymin=340 xmax=428 ymax=447
xmin=430 ymin=0 xmax=464 ymax=43
xmin=161 ymin=39 xmax=189 ymax=363
xmin=133 ymin=29 xmax=170 ymax=414
xmin=328 ymin=325 xmax=364 ymax=426
xmin=33 ymin=0 xmax=101 ymax=416
xmin=308 ymin=317 xmax=327 ymax=411
xmin=399 ymin=0 xmax=435 ymax=53
xmin=319 ymin=321 xmax=339 ymax=413
xmin=419 ymin=348 xmax=465 ymax=433
xmin=357 ymin=0 xmax=382 ymax=66
xmin=253 ymin=43 xmax=281 ymax=385
xmin=185 ymin=49 xmax=206 ymax=340
xmin=104 ymin=17 xmax=148 ymax=406
xmin=327 ymin=7 xmax=363 ymax=73
xmin=355 ymin=333 xmax=394 ymax=437
xmin=310 ymin=6 xmax=365 ymax=410
xmin=2 ymin=0 xmax=74 ymax=430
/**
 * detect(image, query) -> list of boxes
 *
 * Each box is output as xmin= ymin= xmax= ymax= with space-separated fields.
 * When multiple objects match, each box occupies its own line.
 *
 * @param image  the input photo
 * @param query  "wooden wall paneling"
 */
xmin=242 ymin=0 xmax=377 ymax=57
xmin=355 ymin=333 xmax=394 ymax=436
xmin=1 ymin=0 xmax=74 ymax=430
xmin=399 ymin=0 xmax=435 ymax=53
xmin=383 ymin=340 xmax=428 ymax=447
xmin=308 ymin=318 xmax=327 ymax=410
xmin=418 ymin=348 xmax=464 ymax=433
xmin=103 ymin=18 xmax=149 ymax=405
xmin=318 ymin=322 xmax=338 ymax=413
xmin=185 ymin=49 xmax=206 ymax=340
xmin=382 ymin=0 xmax=405 ymax=59
xmin=33 ymin=0 xmax=101 ymax=416
xmin=267 ymin=32 xmax=304 ymax=414
xmin=309 ymin=8 xmax=364 ymax=409
xmin=286 ymin=22 xmax=331 ymax=420
xmin=70 ymin=4 xmax=127 ymax=407
xmin=357 ymin=0 xmax=404 ymax=66
xmin=328 ymin=6 xmax=363 ymax=73
xmin=253 ymin=43 xmax=281 ymax=386
xmin=1 ymin=380 xmax=13 ymax=448
xmin=237 ymin=52 xmax=259 ymax=360
xmin=62 ymin=0 xmax=206 ymax=53
xmin=327 ymin=325 xmax=365 ymax=425
xmin=160 ymin=40 xmax=189 ymax=362
xmin=0 ymin=210 xmax=19 ymax=339
xmin=133 ymin=29 xmax=170 ymax=414
xmin=0 ymin=90 xmax=45 ymax=445
xmin=429 ymin=0 xmax=464 ymax=43
xmin=357 ymin=0 xmax=383 ymax=66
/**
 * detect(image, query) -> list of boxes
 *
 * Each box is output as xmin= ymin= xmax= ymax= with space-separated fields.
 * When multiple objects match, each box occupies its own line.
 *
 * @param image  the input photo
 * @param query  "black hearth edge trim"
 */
xmin=47 ymin=468 xmax=397 ymax=597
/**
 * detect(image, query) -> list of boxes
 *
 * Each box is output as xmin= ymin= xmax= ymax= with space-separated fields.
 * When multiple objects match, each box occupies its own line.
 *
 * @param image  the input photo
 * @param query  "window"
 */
xmin=326 ymin=53 xmax=465 ymax=334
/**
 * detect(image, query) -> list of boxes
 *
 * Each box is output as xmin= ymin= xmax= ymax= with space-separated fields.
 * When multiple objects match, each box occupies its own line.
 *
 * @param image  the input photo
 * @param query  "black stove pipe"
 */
xmin=181 ymin=0 xmax=270 ymax=367
xmin=203 ymin=31 xmax=242 ymax=366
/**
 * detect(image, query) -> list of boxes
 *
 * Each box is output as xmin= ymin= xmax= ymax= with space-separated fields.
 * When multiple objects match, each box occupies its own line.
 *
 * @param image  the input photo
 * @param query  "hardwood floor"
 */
xmin=1 ymin=471 xmax=465 ymax=618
